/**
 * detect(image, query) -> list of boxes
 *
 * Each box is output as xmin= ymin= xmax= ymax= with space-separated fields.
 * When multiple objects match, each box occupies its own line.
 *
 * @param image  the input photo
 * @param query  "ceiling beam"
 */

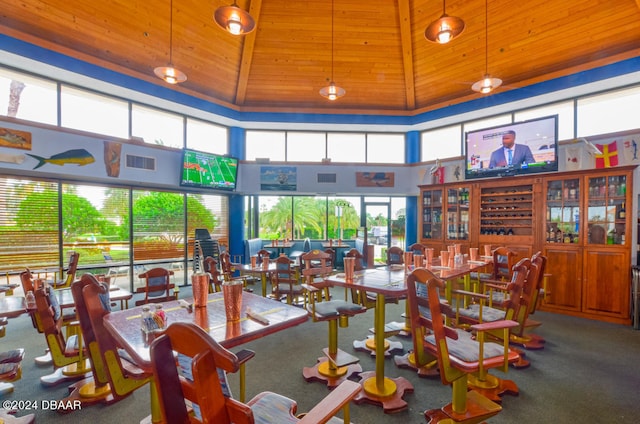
xmin=397 ymin=0 xmax=416 ymax=110
xmin=235 ymin=0 xmax=262 ymax=105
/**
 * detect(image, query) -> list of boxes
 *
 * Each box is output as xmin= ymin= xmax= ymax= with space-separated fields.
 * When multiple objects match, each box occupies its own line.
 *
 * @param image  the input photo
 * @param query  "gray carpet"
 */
xmin=2 ymin=285 xmax=640 ymax=423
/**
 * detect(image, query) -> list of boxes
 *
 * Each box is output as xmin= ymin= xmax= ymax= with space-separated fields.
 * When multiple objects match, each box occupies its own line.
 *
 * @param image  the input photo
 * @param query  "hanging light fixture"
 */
xmin=425 ymin=0 xmax=465 ymax=44
xmin=154 ymin=0 xmax=187 ymax=84
xmin=319 ymin=0 xmax=345 ymax=101
xmin=214 ymin=1 xmax=256 ymax=35
xmin=472 ymin=0 xmax=501 ymax=94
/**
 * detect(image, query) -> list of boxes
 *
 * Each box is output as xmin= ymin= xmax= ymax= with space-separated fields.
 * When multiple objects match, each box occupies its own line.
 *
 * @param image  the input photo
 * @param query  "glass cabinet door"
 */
xmin=545 ymin=178 xmax=580 ymax=244
xmin=446 ymin=186 xmax=470 ymax=240
xmin=421 ymin=189 xmax=443 ymax=240
xmin=586 ymin=175 xmax=627 ymax=245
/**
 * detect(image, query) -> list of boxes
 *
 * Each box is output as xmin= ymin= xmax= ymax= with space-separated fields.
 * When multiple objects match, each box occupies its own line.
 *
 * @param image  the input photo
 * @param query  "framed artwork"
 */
xmin=356 ymin=172 xmax=395 ymax=187
xmin=260 ymin=166 xmax=297 ymax=191
xmin=0 ymin=127 xmax=32 ymax=150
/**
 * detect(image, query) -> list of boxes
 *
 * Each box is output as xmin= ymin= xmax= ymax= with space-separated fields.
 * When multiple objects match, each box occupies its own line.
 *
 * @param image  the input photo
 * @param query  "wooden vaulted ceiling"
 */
xmin=1 ymin=0 xmax=640 ymax=116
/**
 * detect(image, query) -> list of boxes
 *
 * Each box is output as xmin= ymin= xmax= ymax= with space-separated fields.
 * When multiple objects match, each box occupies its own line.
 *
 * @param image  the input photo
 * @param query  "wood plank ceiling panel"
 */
xmin=0 ymin=0 xmax=639 ymax=115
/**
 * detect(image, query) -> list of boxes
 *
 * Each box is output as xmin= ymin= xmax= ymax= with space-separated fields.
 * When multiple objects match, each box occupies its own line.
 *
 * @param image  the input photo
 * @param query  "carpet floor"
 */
xmin=2 ymin=284 xmax=640 ymax=423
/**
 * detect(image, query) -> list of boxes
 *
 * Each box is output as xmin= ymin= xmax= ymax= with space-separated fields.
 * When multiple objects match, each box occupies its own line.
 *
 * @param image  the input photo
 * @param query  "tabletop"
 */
xmin=103 ymin=291 xmax=309 ymax=366
xmin=55 ymin=286 xmax=132 ymax=308
xmin=0 ymin=296 xmax=26 ymax=319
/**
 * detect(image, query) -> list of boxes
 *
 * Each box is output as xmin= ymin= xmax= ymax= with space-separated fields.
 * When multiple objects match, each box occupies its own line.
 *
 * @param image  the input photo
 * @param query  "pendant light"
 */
xmin=319 ymin=0 xmax=345 ymax=101
xmin=154 ymin=0 xmax=187 ymax=84
xmin=472 ymin=0 xmax=501 ymax=94
xmin=425 ymin=0 xmax=465 ymax=44
xmin=214 ymin=1 xmax=256 ymax=35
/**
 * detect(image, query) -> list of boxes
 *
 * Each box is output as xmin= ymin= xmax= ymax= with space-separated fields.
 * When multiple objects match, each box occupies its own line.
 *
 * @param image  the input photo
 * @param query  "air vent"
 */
xmin=317 ymin=173 xmax=337 ymax=183
xmin=125 ymin=154 xmax=156 ymax=171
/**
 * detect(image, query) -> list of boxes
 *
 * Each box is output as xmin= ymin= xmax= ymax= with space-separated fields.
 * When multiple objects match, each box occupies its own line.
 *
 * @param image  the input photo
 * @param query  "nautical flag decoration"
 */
xmin=565 ymin=146 xmax=581 ymax=171
xmin=595 ymin=141 xmax=618 ymax=168
xmin=622 ymin=138 xmax=639 ymax=163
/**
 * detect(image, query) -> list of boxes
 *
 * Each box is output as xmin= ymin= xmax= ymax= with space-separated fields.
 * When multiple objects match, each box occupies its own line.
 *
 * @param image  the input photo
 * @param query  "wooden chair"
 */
xmin=136 ymin=267 xmax=176 ymax=306
xmin=219 ymin=251 xmax=252 ymax=291
xmin=406 ymin=267 xmax=520 ymax=423
xmin=271 ymin=255 xmax=304 ymax=305
xmin=52 ymin=250 xmax=80 ymax=289
xmin=65 ymin=273 xmax=152 ymax=411
xmin=324 ymin=248 xmax=336 ymax=270
xmin=301 ymin=250 xmax=366 ymax=388
xmin=0 ymin=345 xmax=25 ymax=398
xmin=479 ymin=247 xmax=518 ymax=304
xmin=33 ymin=286 xmax=92 ymax=387
xmin=386 ymin=246 xmax=404 ymax=265
xmin=150 ymin=321 xmax=361 ymax=424
xmin=508 ymin=252 xmax=547 ymax=351
xmin=0 ymin=410 xmax=34 ymax=424
xmin=255 ymin=249 xmax=271 ymax=266
xmin=453 ymin=257 xmax=534 ymax=370
xmin=202 ymin=256 xmax=223 ymax=293
xmin=408 ymin=243 xmax=427 ymax=257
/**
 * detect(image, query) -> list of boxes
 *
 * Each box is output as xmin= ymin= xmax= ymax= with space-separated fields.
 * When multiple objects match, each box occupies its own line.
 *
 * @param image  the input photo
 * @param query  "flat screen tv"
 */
xmin=465 ymin=115 xmax=558 ymax=180
xmin=180 ymin=149 xmax=239 ymax=191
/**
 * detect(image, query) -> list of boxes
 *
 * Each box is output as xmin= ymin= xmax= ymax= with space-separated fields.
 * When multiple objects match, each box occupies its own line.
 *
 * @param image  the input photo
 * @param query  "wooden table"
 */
xmin=103 ymin=291 xmax=309 ymax=366
xmin=326 ymin=267 xmax=412 ymax=413
xmin=325 ymin=260 xmax=490 ymax=413
xmin=237 ymin=263 xmax=279 ymax=297
xmin=0 ymin=296 xmax=26 ymax=319
xmin=56 ymin=286 xmax=133 ymax=310
xmin=265 ymin=241 xmax=294 ymax=256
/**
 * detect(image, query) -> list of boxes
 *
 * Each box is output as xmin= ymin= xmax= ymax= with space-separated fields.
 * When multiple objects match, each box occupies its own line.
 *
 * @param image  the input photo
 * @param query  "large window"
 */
xmin=61 ymin=86 xmax=129 ymax=138
xmin=0 ymin=68 xmax=57 ymax=125
xmin=514 ymin=101 xmax=574 ymax=141
xmin=577 ymin=86 xmax=640 ymax=137
xmin=421 ymin=125 xmax=462 ymax=162
xmin=0 ymin=176 xmax=229 ymax=290
xmin=367 ymin=134 xmax=404 ymax=163
xmin=0 ymin=178 xmax=58 ymax=271
xmin=246 ymin=131 xmax=286 ymax=161
xmin=287 ymin=132 xmax=326 ymax=162
xmin=186 ymin=118 xmax=228 ymax=153
xmin=132 ymin=104 xmax=184 ymax=148
xmin=327 ymin=133 xmax=366 ymax=163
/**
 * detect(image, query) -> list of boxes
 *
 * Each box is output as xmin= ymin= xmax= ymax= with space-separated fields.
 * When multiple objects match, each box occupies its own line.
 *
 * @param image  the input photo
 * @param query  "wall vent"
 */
xmin=317 ymin=173 xmax=337 ymax=183
xmin=125 ymin=154 xmax=156 ymax=171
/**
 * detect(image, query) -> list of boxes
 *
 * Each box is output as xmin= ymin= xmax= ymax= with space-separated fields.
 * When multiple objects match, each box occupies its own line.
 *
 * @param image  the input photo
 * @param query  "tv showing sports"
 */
xmin=180 ymin=149 xmax=239 ymax=191
xmin=465 ymin=115 xmax=558 ymax=180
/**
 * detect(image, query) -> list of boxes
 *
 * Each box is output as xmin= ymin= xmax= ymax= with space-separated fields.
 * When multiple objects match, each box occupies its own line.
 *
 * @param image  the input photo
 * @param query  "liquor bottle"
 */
xmin=619 ymin=202 xmax=626 ymax=219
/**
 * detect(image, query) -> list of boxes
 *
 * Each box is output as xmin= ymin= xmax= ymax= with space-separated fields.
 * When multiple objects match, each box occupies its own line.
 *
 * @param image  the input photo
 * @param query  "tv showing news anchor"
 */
xmin=465 ymin=115 xmax=558 ymax=179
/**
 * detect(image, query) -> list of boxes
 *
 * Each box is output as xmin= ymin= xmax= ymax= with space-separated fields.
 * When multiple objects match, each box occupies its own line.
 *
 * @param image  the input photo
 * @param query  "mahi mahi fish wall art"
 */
xmin=27 ymin=149 xmax=95 ymax=170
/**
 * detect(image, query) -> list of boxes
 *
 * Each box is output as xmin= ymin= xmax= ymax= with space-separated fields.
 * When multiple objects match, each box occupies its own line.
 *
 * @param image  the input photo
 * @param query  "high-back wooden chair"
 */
xmin=406 ymin=268 xmax=520 ymax=423
xmin=255 ymin=249 xmax=271 ymax=266
xmin=33 ymin=286 xmax=92 ymax=387
xmin=202 ymin=256 xmax=223 ymax=293
xmin=19 ymin=269 xmax=40 ymax=332
xmin=453 ymin=258 xmax=534 ymax=370
xmin=52 ymin=250 xmax=80 ymax=289
xmin=219 ymin=251 xmax=251 ymax=290
xmin=509 ymin=252 xmax=547 ymax=351
xmin=324 ymin=248 xmax=336 ymax=270
xmin=136 ymin=267 xmax=176 ymax=306
xmin=69 ymin=274 xmax=152 ymax=408
xmin=386 ymin=246 xmax=404 ymax=265
xmin=271 ymin=255 xmax=303 ymax=305
xmin=300 ymin=250 xmax=366 ymax=388
xmin=408 ymin=243 xmax=427 ymax=257
xmin=150 ymin=321 xmax=361 ymax=424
